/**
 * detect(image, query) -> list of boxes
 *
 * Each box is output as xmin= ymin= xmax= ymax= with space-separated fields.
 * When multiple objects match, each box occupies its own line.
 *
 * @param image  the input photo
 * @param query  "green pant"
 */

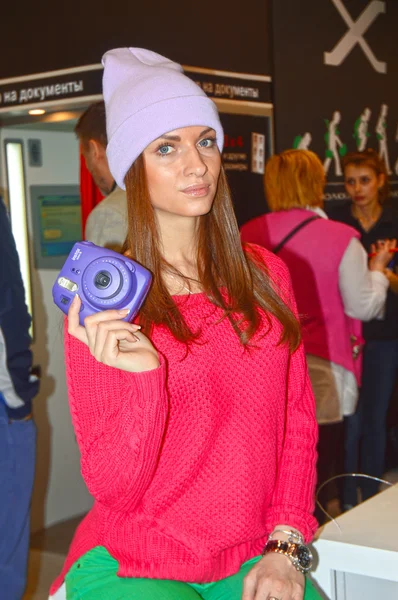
xmin=65 ymin=546 xmax=322 ymax=600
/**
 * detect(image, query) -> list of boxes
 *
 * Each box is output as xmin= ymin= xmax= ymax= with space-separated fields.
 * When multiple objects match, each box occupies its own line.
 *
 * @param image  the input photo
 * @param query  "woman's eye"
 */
xmin=345 ymin=179 xmax=355 ymax=186
xmin=198 ymin=137 xmax=216 ymax=149
xmin=157 ymin=144 xmax=173 ymax=155
xmin=360 ymin=177 xmax=371 ymax=185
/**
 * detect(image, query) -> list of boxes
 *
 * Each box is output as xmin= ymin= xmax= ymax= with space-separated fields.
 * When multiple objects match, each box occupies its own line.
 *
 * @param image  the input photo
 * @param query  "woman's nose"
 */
xmin=183 ymin=148 xmax=208 ymax=177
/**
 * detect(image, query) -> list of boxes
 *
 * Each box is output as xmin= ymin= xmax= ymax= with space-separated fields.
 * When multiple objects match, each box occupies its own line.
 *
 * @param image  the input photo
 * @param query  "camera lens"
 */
xmin=83 ymin=258 xmax=134 ymax=307
xmin=94 ymin=270 xmax=111 ymax=289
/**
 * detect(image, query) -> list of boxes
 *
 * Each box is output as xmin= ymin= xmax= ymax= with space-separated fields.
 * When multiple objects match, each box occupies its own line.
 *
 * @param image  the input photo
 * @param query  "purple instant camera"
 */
xmin=52 ymin=241 xmax=152 ymax=325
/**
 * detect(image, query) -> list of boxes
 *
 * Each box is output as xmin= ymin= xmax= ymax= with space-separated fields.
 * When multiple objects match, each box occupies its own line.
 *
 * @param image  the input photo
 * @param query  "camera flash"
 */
xmin=58 ymin=276 xmax=78 ymax=293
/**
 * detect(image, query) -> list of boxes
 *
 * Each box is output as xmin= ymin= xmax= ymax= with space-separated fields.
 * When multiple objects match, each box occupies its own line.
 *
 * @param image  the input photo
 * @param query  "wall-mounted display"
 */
xmin=30 ymin=185 xmax=81 ymax=269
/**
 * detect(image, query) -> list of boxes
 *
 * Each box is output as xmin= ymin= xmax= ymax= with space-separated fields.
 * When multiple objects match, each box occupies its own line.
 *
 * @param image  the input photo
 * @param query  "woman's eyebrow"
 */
xmin=160 ymin=134 xmax=181 ymax=141
xmin=198 ymin=127 xmax=213 ymax=137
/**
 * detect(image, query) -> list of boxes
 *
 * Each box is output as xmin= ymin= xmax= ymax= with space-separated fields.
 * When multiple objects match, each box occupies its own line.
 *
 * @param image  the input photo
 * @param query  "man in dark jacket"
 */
xmin=0 ymin=197 xmax=39 ymax=599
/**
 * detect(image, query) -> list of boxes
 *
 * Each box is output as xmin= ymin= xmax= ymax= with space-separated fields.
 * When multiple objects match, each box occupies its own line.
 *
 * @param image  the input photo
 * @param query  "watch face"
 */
xmin=297 ymin=545 xmax=313 ymax=571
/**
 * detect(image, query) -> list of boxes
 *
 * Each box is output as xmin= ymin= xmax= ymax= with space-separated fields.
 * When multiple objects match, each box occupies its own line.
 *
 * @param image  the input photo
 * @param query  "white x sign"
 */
xmin=324 ymin=0 xmax=387 ymax=74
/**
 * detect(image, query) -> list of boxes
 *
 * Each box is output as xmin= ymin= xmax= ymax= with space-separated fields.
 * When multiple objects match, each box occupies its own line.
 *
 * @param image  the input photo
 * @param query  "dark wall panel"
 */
xmin=0 ymin=1 xmax=271 ymax=79
xmin=272 ymin=0 xmax=398 ymax=202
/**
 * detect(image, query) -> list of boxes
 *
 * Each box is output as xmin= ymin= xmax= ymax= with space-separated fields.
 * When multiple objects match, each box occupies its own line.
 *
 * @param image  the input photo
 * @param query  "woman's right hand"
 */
xmin=368 ymin=238 xmax=397 ymax=272
xmin=67 ymin=294 xmax=160 ymax=373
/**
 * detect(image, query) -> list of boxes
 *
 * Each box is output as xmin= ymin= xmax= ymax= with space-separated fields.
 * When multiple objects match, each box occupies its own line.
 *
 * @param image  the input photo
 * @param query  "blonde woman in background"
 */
xmin=241 ymin=149 xmax=394 ymax=520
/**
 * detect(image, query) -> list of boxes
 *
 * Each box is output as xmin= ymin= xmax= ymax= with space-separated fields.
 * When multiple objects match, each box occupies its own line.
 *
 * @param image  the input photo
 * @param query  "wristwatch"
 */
xmin=262 ymin=539 xmax=313 ymax=574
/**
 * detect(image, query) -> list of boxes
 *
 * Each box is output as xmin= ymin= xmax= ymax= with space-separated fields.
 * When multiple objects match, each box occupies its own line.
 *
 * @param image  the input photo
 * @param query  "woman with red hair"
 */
xmin=241 ymin=149 xmax=393 ymax=520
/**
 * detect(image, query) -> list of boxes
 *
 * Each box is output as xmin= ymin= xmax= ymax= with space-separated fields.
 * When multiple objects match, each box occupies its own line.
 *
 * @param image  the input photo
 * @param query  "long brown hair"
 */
xmin=342 ymin=148 xmax=389 ymax=203
xmin=123 ymin=156 xmax=301 ymax=351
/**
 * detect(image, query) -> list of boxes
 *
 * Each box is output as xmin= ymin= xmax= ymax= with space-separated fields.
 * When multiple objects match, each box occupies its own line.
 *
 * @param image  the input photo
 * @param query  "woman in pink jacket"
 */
xmin=241 ymin=149 xmax=393 ymax=521
xmin=51 ymin=50 xmax=323 ymax=600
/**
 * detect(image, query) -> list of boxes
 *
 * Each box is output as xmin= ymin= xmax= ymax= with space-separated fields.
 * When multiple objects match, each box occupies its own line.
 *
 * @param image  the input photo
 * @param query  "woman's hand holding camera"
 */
xmin=68 ymin=294 xmax=160 ymax=373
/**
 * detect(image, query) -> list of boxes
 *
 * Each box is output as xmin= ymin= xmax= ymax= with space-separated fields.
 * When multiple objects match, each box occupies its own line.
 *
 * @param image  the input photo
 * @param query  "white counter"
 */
xmin=311 ymin=483 xmax=398 ymax=599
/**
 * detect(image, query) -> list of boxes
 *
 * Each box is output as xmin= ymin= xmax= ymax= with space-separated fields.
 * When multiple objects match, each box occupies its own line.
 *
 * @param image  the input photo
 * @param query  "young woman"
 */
xmin=328 ymin=149 xmax=398 ymax=508
xmin=240 ymin=149 xmax=393 ymax=522
xmin=50 ymin=48 xmax=322 ymax=600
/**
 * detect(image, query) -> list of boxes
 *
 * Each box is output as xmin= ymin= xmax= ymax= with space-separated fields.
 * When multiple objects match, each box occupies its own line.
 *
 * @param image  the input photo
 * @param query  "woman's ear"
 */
xmin=378 ymin=173 xmax=386 ymax=190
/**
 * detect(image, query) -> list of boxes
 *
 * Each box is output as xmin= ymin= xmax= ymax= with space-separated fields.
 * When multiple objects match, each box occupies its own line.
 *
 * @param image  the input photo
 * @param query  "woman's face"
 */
xmin=344 ymin=164 xmax=384 ymax=210
xmin=143 ymin=125 xmax=221 ymax=220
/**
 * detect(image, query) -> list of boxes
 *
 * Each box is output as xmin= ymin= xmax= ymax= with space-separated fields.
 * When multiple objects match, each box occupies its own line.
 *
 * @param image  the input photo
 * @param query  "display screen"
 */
xmin=38 ymin=194 xmax=82 ymax=257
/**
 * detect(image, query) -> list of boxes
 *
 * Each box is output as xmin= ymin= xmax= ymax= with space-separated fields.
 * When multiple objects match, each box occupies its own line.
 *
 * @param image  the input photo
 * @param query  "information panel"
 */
xmin=220 ymin=113 xmax=273 ymax=227
xmin=30 ymin=185 xmax=81 ymax=269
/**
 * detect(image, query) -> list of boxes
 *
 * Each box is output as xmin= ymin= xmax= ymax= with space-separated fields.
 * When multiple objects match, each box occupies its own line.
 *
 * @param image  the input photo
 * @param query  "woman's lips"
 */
xmin=182 ymin=184 xmax=210 ymax=197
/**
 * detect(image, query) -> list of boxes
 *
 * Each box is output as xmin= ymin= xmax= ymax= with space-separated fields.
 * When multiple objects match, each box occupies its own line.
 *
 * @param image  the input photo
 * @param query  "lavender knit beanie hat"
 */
xmin=102 ymin=47 xmax=224 ymax=190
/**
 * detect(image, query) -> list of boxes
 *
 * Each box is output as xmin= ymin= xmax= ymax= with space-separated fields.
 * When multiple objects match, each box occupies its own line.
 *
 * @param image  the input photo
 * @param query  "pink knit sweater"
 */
xmin=50 ymin=246 xmax=317 ymax=594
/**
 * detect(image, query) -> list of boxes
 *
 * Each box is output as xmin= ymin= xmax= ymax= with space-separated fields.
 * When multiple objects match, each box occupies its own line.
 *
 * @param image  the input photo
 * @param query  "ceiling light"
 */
xmin=28 ymin=109 xmax=46 ymax=116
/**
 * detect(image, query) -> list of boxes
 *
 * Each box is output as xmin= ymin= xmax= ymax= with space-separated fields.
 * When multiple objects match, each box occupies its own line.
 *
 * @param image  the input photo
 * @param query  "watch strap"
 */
xmin=262 ymin=539 xmax=312 ymax=574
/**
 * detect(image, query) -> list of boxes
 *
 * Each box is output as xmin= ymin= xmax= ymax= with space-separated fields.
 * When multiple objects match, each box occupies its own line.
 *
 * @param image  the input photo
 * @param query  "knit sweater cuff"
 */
xmin=265 ymin=505 xmax=318 ymax=543
xmin=119 ymin=353 xmax=167 ymax=389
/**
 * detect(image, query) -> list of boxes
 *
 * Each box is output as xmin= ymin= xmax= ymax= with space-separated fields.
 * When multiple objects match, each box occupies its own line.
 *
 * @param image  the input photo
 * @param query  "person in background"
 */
xmin=327 ymin=148 xmax=398 ymax=508
xmin=240 ymin=149 xmax=393 ymax=521
xmin=75 ymin=101 xmax=128 ymax=251
xmin=0 ymin=198 xmax=39 ymax=599
xmin=50 ymin=48 xmax=322 ymax=600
